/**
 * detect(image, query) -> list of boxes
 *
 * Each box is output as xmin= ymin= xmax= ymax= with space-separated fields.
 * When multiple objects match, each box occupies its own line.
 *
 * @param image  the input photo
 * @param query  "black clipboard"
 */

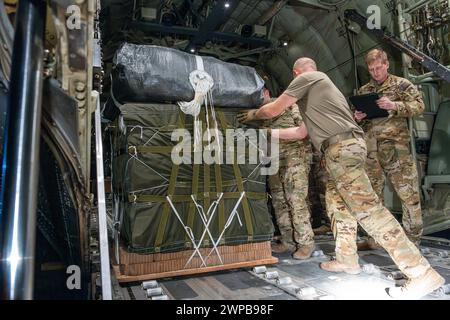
xmin=349 ymin=93 xmax=389 ymax=119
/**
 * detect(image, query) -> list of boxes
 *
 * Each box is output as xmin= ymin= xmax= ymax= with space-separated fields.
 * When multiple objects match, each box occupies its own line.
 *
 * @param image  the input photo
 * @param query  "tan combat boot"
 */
xmin=357 ymin=237 xmax=382 ymax=251
xmin=271 ymin=242 xmax=296 ymax=254
xmin=313 ymin=225 xmax=331 ymax=235
xmin=320 ymin=260 xmax=362 ymax=275
xmin=292 ymin=244 xmax=315 ymax=260
xmin=386 ymin=268 xmax=445 ymax=299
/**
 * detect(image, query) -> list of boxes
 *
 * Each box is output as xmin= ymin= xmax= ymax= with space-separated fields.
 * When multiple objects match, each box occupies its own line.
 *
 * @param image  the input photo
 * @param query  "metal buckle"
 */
xmin=128 ymin=145 xmax=137 ymax=156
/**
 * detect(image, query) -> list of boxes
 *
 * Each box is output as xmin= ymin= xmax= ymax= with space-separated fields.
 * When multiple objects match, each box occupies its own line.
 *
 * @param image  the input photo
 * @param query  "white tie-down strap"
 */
xmin=192 ymin=56 xmax=221 ymax=153
xmin=178 ymin=55 xmax=215 ymax=152
xmin=178 ymin=55 xmax=213 ymax=117
xmin=166 ymin=196 xmax=208 ymax=267
xmin=195 ymin=55 xmax=204 ymax=72
xmin=166 ymin=192 xmax=246 ymax=269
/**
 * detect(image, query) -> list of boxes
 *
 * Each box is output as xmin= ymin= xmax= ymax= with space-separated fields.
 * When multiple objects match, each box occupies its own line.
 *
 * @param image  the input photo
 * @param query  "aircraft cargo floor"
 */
xmin=113 ymin=235 xmax=450 ymax=300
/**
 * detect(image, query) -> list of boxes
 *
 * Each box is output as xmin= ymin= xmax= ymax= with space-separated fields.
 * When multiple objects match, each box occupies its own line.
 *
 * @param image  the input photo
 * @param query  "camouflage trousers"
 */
xmin=269 ymin=147 xmax=314 ymax=247
xmin=308 ymin=151 xmax=329 ymax=228
xmin=365 ymin=134 xmax=423 ymax=243
xmin=325 ymin=137 xmax=430 ymax=278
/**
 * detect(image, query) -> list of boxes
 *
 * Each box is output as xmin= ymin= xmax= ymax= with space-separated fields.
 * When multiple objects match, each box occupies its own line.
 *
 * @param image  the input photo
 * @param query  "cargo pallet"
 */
xmin=113 ymin=241 xmax=278 ymax=283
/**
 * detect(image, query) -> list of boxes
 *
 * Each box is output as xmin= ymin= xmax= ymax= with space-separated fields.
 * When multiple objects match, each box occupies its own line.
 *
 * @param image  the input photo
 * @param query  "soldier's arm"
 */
xmin=291 ymin=103 xmax=302 ymax=126
xmin=271 ymin=123 xmax=308 ymax=140
xmin=393 ymin=80 xmax=425 ymax=117
xmin=255 ymin=94 xmax=298 ymax=119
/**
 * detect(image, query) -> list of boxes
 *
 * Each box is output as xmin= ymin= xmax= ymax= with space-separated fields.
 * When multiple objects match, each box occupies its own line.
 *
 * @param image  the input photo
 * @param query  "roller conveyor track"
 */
xmin=112 ymin=235 xmax=450 ymax=300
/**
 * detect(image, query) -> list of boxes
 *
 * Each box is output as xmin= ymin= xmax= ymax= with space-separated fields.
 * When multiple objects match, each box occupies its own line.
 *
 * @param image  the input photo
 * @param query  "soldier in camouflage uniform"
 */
xmin=265 ymin=99 xmax=315 ymax=259
xmin=308 ymin=148 xmax=330 ymax=231
xmin=238 ymin=57 xmax=444 ymax=299
xmin=355 ymin=49 xmax=425 ymax=247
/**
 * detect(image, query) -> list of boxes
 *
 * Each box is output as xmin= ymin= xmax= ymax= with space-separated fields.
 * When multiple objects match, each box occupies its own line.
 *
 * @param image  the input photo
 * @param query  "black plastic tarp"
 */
xmin=111 ymin=43 xmax=265 ymax=108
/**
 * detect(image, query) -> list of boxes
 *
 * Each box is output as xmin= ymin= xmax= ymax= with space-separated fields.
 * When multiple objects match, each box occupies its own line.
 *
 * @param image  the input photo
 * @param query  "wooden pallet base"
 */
xmin=113 ymin=257 xmax=279 ymax=283
xmin=113 ymin=241 xmax=278 ymax=283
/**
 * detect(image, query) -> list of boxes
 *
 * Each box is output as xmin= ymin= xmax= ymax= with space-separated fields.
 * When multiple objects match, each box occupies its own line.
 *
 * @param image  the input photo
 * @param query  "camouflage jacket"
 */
xmin=264 ymin=103 xmax=312 ymax=154
xmin=357 ymin=74 xmax=425 ymax=143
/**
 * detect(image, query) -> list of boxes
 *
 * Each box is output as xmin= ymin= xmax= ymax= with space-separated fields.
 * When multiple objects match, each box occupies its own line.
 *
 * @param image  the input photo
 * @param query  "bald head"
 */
xmin=293 ymin=58 xmax=317 ymax=75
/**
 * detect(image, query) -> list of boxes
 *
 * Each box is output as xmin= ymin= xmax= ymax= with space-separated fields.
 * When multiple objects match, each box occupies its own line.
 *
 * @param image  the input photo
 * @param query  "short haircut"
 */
xmin=293 ymin=57 xmax=317 ymax=72
xmin=365 ymin=49 xmax=388 ymax=65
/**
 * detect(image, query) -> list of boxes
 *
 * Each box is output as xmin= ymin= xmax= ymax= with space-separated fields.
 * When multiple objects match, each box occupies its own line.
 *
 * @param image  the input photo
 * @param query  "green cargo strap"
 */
xmin=217 ymin=111 xmax=254 ymax=239
xmin=171 ymin=178 xmax=244 ymax=189
xmin=135 ymin=146 xmax=173 ymax=154
xmin=129 ymin=192 xmax=266 ymax=203
xmin=154 ymin=111 xmax=186 ymax=251
xmin=214 ymin=162 xmax=225 ymax=238
xmin=201 ymin=109 xmax=211 ymax=245
xmin=185 ymin=161 xmax=200 ymax=248
xmin=206 ymin=111 xmax=225 ymax=234
xmin=186 ymin=109 xmax=201 ymax=248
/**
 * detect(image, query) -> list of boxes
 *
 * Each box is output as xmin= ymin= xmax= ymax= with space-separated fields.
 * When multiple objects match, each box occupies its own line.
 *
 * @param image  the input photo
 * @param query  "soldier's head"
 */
xmin=262 ymin=87 xmax=271 ymax=104
xmin=292 ymin=57 xmax=317 ymax=78
xmin=365 ymin=49 xmax=390 ymax=84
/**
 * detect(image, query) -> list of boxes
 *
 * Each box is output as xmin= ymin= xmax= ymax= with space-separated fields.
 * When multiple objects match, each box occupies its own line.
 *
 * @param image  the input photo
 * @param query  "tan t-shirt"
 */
xmin=283 ymin=71 xmax=363 ymax=150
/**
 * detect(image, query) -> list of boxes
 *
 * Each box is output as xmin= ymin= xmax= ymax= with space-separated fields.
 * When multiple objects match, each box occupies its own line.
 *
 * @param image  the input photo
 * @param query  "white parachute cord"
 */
xmin=204 ymin=91 xmax=211 ymax=144
xmin=129 ymin=125 xmax=143 ymax=141
xmin=208 ymin=90 xmax=221 ymax=155
xmin=178 ymin=70 xmax=213 ymax=116
xmin=177 ymin=69 xmax=214 ymax=153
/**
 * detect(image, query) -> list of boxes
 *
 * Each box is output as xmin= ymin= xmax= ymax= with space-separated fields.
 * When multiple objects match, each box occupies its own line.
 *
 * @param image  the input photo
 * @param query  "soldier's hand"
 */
xmin=354 ymin=110 xmax=367 ymax=122
xmin=376 ymin=97 xmax=397 ymax=110
xmin=237 ymin=109 xmax=259 ymax=124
